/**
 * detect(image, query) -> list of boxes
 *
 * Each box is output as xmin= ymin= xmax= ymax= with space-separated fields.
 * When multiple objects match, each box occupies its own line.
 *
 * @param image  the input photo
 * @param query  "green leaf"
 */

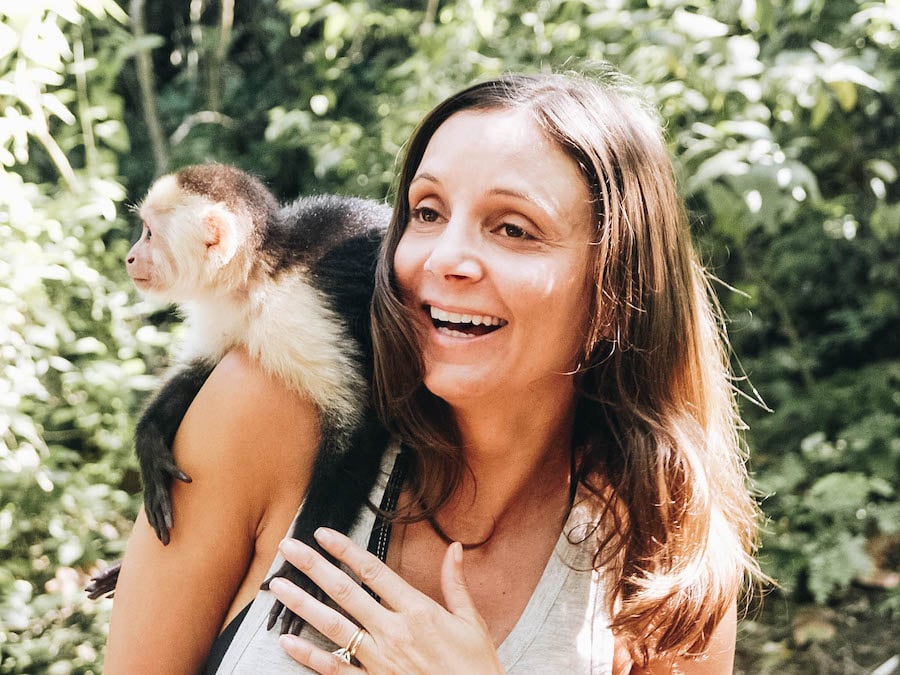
xmin=805 ymin=472 xmax=873 ymax=514
xmin=810 ymin=91 xmax=832 ymax=129
xmin=829 ymin=80 xmax=857 ymax=111
xmin=807 ymin=533 xmax=872 ymax=603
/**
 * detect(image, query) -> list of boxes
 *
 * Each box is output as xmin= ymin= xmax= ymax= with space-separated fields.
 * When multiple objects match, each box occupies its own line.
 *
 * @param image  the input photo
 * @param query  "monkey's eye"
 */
xmin=145 ymin=227 xmax=152 ymax=240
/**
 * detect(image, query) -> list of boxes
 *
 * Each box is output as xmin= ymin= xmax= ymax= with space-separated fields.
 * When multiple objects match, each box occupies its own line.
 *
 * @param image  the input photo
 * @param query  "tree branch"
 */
xmin=130 ymin=0 xmax=169 ymax=175
xmin=208 ymin=0 xmax=234 ymax=112
xmin=421 ymin=0 xmax=439 ymax=35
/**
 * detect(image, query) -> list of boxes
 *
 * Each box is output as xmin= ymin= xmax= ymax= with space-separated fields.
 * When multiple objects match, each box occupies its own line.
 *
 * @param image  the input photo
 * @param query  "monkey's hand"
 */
xmin=263 ymin=560 xmax=328 ymax=636
xmin=85 ymin=560 xmax=122 ymax=600
xmin=137 ymin=431 xmax=192 ymax=546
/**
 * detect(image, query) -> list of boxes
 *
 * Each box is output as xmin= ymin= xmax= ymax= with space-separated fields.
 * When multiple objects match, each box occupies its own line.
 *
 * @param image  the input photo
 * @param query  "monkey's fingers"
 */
xmin=173 ymin=469 xmax=192 ymax=483
xmin=281 ymin=608 xmax=306 ymax=636
xmin=151 ymin=512 xmax=172 ymax=546
xmin=144 ymin=486 xmax=173 ymax=546
xmin=159 ymin=457 xmax=192 ymax=484
xmin=264 ymin=562 xmax=329 ymax=635
xmin=265 ymin=600 xmax=305 ymax=636
xmin=266 ymin=586 xmax=308 ymax=635
xmin=85 ymin=560 xmax=122 ymax=599
xmin=267 ymin=598 xmax=286 ymax=632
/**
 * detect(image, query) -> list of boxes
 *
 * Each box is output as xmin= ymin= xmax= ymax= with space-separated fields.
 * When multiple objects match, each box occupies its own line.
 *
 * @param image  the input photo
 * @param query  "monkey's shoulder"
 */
xmin=281 ymin=193 xmax=390 ymax=228
xmin=261 ymin=195 xmax=389 ymax=270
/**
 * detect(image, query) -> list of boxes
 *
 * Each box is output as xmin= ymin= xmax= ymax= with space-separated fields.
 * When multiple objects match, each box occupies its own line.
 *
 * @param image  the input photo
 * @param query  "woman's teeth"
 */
xmin=439 ymin=327 xmax=477 ymax=338
xmin=428 ymin=306 xmax=507 ymax=337
xmin=429 ymin=306 xmax=505 ymax=327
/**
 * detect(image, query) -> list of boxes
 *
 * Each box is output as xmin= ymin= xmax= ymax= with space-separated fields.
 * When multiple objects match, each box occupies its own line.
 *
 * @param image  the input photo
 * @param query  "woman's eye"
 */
xmin=500 ymin=223 xmax=530 ymax=239
xmin=411 ymin=207 xmax=440 ymax=223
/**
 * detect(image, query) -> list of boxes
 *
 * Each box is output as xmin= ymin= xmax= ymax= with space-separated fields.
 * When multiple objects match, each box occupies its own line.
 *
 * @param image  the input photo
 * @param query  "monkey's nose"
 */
xmin=127 ymin=255 xmax=135 ymax=264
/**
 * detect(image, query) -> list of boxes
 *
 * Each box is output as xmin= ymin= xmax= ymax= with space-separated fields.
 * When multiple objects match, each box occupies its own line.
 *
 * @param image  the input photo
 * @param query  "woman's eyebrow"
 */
xmin=410 ymin=172 xmax=440 ymax=186
xmin=488 ymin=187 xmax=556 ymax=218
xmin=410 ymin=175 xmax=559 ymax=222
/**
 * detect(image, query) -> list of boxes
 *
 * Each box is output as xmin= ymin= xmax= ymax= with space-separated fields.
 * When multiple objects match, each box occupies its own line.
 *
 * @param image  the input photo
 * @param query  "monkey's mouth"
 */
xmin=130 ymin=277 xmax=153 ymax=291
xmin=428 ymin=305 xmax=507 ymax=338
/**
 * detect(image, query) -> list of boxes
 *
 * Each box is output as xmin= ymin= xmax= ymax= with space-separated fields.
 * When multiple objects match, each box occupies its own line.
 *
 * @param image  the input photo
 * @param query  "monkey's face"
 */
xmin=127 ymin=174 xmax=247 ymax=302
xmin=125 ymin=229 xmax=164 ymax=299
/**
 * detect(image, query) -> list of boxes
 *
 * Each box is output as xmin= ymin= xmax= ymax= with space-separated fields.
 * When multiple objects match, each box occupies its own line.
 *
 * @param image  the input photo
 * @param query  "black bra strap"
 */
xmin=363 ymin=446 xmax=409 ymax=599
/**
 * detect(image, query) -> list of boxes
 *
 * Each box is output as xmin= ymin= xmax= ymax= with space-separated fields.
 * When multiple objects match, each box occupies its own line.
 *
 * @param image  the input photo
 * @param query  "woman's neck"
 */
xmin=450 ymin=376 xmax=578 ymax=457
xmin=434 ymin=389 xmax=577 ymax=543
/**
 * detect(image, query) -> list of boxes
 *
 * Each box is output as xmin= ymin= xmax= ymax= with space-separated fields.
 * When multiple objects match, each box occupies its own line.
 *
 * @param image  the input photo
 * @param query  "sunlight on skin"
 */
xmin=395 ymin=109 xmax=595 ymax=409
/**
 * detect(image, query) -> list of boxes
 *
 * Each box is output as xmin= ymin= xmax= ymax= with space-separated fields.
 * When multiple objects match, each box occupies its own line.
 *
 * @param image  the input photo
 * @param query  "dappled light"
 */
xmin=1 ymin=1 xmax=897 ymax=672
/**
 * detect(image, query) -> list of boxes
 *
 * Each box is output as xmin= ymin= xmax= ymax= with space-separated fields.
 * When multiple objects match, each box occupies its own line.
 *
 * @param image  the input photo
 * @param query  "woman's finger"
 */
xmin=277 ymin=538 xmax=388 ymax=626
xmin=439 ymin=542 xmax=480 ymax=621
xmin=279 ymin=633 xmax=365 ymax=675
xmin=269 ymin=578 xmax=359 ymax=650
xmin=312 ymin=527 xmax=428 ymax=611
xmin=269 ymin=577 xmax=378 ymax=668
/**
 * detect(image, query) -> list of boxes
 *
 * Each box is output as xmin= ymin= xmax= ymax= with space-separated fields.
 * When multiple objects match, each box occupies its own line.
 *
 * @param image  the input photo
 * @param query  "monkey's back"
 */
xmin=265 ymin=196 xmax=390 ymax=277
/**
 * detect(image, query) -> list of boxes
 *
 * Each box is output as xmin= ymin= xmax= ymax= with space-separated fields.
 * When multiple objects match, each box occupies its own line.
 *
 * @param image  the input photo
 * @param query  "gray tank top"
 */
xmin=215 ymin=443 xmax=614 ymax=673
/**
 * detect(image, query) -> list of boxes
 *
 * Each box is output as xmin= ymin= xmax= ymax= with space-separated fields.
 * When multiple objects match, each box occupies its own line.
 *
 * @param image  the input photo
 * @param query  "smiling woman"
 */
xmin=256 ymin=69 xmax=761 ymax=673
xmin=394 ymin=107 xmax=594 ymax=408
xmin=105 ymin=67 xmax=762 ymax=675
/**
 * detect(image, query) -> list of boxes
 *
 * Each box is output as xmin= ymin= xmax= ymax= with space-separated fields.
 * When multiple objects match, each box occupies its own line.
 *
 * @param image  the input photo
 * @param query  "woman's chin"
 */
xmin=422 ymin=369 xmax=496 ymax=407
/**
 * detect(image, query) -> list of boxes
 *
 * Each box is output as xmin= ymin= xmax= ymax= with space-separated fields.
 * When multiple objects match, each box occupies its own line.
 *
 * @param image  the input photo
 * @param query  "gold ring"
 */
xmin=332 ymin=626 xmax=367 ymax=663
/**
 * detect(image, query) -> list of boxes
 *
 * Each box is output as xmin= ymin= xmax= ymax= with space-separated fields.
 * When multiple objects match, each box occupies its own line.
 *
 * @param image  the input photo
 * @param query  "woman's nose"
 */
xmin=422 ymin=220 xmax=483 ymax=281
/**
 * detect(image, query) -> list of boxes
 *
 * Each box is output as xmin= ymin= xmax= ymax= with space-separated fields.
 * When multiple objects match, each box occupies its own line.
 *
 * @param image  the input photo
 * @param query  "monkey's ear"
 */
xmin=202 ymin=204 xmax=240 ymax=265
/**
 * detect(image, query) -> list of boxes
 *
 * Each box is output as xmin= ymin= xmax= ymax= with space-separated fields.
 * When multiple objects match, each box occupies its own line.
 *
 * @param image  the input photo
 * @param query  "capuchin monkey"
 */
xmin=86 ymin=164 xmax=391 ymax=635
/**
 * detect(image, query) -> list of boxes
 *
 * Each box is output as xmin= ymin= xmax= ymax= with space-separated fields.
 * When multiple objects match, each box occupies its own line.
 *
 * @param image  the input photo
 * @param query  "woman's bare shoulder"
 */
xmin=175 ymin=347 xmax=322 ymax=490
xmin=104 ymin=349 xmax=322 ymax=673
xmin=197 ymin=347 xmax=320 ymax=426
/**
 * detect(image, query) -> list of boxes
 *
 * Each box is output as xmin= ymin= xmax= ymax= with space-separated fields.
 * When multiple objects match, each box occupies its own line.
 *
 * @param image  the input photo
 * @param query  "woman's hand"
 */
xmin=269 ymin=527 xmax=504 ymax=674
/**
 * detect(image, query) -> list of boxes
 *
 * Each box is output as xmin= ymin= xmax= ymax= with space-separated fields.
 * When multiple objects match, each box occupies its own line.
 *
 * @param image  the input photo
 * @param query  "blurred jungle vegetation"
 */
xmin=0 ymin=0 xmax=897 ymax=672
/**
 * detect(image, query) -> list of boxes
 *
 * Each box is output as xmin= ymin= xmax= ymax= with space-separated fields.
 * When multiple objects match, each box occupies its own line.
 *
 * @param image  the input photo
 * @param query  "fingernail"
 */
xmin=279 ymin=633 xmax=303 ymax=652
xmin=279 ymin=538 xmax=312 ymax=566
xmin=313 ymin=527 xmax=335 ymax=544
xmin=280 ymin=538 xmax=302 ymax=554
xmin=269 ymin=577 xmax=287 ymax=594
xmin=452 ymin=541 xmax=463 ymax=564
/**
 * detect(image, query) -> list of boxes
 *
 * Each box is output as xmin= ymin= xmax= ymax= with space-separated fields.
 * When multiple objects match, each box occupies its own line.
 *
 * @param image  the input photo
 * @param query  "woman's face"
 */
xmin=393 ymin=108 xmax=595 ymax=408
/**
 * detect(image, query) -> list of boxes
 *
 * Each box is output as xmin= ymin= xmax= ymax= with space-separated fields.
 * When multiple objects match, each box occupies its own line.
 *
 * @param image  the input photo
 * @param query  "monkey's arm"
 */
xmin=136 ymin=358 xmax=217 ymax=544
xmin=104 ymin=349 xmax=318 ymax=674
xmin=84 ymin=359 xmax=219 ymax=600
xmin=265 ymin=410 xmax=390 ymax=634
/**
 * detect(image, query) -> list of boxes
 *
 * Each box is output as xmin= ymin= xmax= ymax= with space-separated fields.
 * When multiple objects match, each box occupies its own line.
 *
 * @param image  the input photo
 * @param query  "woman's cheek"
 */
xmin=393 ymin=237 xmax=424 ymax=292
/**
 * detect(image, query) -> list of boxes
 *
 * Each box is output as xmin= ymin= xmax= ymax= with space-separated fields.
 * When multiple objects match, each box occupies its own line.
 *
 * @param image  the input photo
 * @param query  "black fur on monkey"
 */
xmin=86 ymin=164 xmax=391 ymax=635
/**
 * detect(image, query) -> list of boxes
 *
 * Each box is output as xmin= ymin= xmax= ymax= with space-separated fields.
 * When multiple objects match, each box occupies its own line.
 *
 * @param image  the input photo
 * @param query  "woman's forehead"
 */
xmin=415 ymin=109 xmax=579 ymax=190
xmin=410 ymin=109 xmax=593 ymax=239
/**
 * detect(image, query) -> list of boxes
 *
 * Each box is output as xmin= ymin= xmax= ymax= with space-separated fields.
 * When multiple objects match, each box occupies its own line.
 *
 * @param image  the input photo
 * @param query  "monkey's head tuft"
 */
xmin=176 ymin=164 xmax=278 ymax=235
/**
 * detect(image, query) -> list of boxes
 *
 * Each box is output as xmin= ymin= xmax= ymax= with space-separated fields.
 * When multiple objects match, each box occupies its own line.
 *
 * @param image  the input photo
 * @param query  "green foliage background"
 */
xmin=1 ymin=1 xmax=897 ymax=672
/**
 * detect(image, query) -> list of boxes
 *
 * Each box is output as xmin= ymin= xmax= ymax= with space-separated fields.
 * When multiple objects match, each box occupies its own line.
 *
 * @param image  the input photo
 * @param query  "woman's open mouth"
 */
xmin=428 ymin=305 xmax=507 ymax=338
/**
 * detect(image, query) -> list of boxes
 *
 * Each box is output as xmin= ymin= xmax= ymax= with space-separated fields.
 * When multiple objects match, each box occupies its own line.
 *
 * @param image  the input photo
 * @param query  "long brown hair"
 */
xmin=371 ymin=67 xmax=761 ymax=662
